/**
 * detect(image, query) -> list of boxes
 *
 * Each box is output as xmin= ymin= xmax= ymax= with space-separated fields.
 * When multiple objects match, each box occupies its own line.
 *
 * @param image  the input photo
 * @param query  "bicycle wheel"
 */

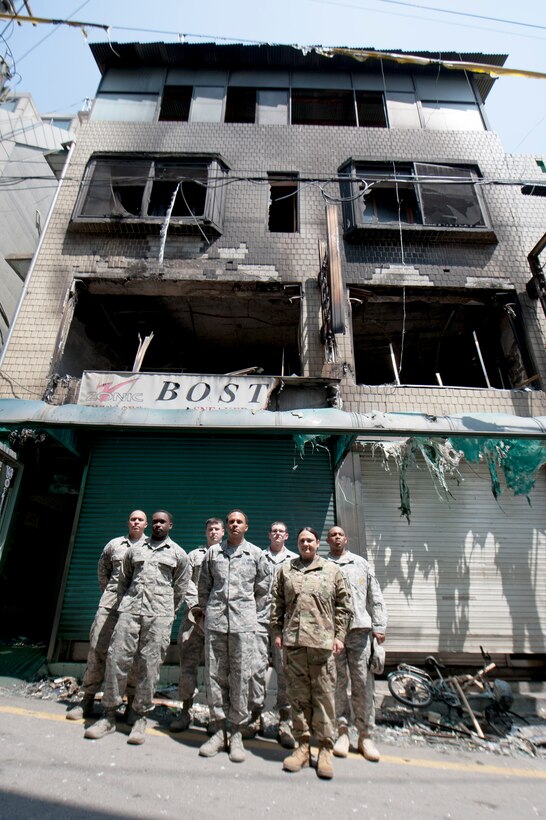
xmin=388 ymin=670 xmax=433 ymax=708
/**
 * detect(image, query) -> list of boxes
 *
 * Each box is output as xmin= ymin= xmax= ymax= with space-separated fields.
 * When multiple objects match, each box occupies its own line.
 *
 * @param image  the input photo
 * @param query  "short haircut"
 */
xmin=270 ymin=521 xmax=288 ymax=532
xmin=152 ymin=509 xmax=173 ymax=523
xmin=205 ymin=517 xmax=224 ymax=529
xmin=226 ymin=509 xmax=248 ymax=525
xmin=297 ymin=526 xmax=320 ymax=540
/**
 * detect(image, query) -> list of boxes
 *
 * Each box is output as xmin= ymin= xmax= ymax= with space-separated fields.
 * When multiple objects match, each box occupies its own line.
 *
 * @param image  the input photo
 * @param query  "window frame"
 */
xmin=339 ymin=158 xmax=495 ymax=242
xmin=70 ymin=154 xmax=229 ymax=236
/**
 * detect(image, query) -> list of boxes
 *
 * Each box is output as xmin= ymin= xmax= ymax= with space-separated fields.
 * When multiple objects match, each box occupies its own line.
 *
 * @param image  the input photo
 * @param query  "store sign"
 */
xmin=78 ymin=372 xmax=278 ymax=410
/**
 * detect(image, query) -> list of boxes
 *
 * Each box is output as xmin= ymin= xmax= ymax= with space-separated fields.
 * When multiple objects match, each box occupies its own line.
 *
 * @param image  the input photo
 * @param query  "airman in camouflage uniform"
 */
xmin=197 ymin=510 xmax=270 ymax=763
xmin=327 ymin=526 xmax=387 ymax=763
xmin=246 ymin=521 xmax=298 ymax=747
xmin=270 ymin=526 xmax=352 ymax=780
xmin=66 ymin=510 xmax=147 ymax=721
xmin=84 ymin=510 xmax=189 ymax=745
xmin=170 ymin=517 xmax=225 ymax=733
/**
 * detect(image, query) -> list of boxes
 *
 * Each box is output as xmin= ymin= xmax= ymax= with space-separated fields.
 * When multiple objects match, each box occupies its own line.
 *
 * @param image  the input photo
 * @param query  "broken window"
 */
xmin=57 ymin=282 xmax=302 ymax=380
xmin=158 ymin=86 xmax=192 ymax=121
xmin=72 ymin=155 xmax=228 ymax=235
xmin=268 ymin=173 xmax=298 ymax=232
xmin=355 ymin=91 xmax=387 ymax=127
xmin=225 ymin=87 xmax=257 ymax=123
xmin=350 ymin=286 xmax=536 ymax=390
xmin=340 ymin=160 xmax=489 ymax=235
xmin=291 ymin=89 xmax=357 ymax=126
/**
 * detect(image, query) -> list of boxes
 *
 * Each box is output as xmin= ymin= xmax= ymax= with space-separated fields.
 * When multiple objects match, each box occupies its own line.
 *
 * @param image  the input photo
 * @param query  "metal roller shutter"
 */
xmin=360 ymin=452 xmax=546 ymax=654
xmin=59 ymin=433 xmax=336 ymax=640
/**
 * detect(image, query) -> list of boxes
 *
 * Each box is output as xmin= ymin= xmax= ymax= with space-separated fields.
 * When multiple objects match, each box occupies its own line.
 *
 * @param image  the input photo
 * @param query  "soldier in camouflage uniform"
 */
xmin=84 ymin=510 xmax=189 ymax=745
xmin=270 ymin=527 xmax=352 ymax=780
xmin=170 ymin=517 xmax=224 ymax=733
xmin=245 ymin=521 xmax=297 ymax=747
xmin=327 ymin=526 xmax=387 ymax=762
xmin=197 ymin=510 xmax=270 ymax=763
xmin=66 ymin=510 xmax=148 ymax=721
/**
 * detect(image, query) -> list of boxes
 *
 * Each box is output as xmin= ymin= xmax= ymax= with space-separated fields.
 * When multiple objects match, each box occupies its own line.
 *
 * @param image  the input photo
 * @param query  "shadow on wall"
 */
xmin=365 ymin=457 xmax=546 ymax=653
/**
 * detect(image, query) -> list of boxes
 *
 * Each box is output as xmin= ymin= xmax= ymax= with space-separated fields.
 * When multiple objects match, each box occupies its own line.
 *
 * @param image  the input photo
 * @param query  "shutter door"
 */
xmin=59 ymin=433 xmax=336 ymax=640
xmin=360 ymin=452 xmax=546 ymax=654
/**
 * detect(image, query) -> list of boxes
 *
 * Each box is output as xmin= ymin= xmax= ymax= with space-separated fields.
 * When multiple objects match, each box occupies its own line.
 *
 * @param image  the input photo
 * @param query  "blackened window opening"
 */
xmin=59 ymin=286 xmax=302 ymax=379
xmin=159 ymin=86 xmax=192 ymax=121
xmin=351 ymin=288 xmax=534 ymax=389
xmin=225 ymin=87 xmax=256 ymax=123
xmin=356 ymin=91 xmax=387 ymax=127
xmin=268 ymin=174 xmax=298 ymax=232
xmin=291 ymin=89 xmax=356 ymax=126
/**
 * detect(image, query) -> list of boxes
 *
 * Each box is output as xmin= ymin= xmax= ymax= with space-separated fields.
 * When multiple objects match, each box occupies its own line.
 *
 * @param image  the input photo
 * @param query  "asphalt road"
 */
xmin=1 ymin=692 xmax=545 ymax=820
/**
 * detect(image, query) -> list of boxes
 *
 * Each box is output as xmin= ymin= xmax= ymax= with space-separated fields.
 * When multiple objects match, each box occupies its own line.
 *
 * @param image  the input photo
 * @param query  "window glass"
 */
xmin=421 ymin=103 xmax=484 ymax=131
xmin=190 ymin=87 xmax=225 ymax=122
xmin=257 ymin=90 xmax=288 ymax=124
xmin=91 ymin=94 xmax=158 ymax=122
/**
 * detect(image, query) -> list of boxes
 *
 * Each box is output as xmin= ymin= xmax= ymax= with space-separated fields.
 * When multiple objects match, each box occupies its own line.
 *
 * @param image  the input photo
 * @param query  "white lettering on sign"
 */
xmin=78 ymin=372 xmax=278 ymax=410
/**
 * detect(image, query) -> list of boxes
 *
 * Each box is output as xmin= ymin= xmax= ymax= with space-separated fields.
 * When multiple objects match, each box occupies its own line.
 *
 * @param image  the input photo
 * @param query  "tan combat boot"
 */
xmin=358 ymin=734 xmax=380 ymax=762
xmin=84 ymin=710 xmax=117 ymax=739
xmin=169 ymin=698 xmax=193 ymax=733
xmin=199 ymin=721 xmax=227 ymax=757
xmin=317 ymin=741 xmax=334 ymax=779
xmin=66 ymin=695 xmax=95 ymax=721
xmin=229 ymin=727 xmax=246 ymax=763
xmin=282 ymin=737 xmax=311 ymax=772
xmin=333 ymin=725 xmax=350 ymax=757
xmin=127 ymin=716 xmax=147 ymax=745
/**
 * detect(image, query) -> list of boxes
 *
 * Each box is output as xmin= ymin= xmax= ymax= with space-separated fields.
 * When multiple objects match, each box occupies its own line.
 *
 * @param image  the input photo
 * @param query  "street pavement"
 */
xmin=1 ymin=692 xmax=546 ymax=820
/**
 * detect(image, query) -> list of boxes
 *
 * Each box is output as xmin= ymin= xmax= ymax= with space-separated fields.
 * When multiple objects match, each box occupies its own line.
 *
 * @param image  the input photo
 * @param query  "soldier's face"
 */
xmin=226 ymin=512 xmax=248 ymax=542
xmin=269 ymin=525 xmax=288 ymax=552
xmin=327 ymin=527 xmax=348 ymax=557
xmin=298 ymin=530 xmax=319 ymax=562
xmin=206 ymin=522 xmax=224 ymax=546
xmin=128 ymin=510 xmax=147 ymax=539
xmin=151 ymin=513 xmax=173 ymax=540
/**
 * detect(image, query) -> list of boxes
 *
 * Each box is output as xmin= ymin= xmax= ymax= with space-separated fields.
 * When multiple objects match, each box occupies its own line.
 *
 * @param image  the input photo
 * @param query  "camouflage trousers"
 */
xmin=81 ymin=607 xmax=136 ymax=698
xmin=177 ymin=615 xmax=204 ymax=702
xmin=205 ymin=630 xmax=254 ymax=725
xmin=248 ymin=631 xmax=290 ymax=713
xmin=102 ymin=612 xmax=173 ymax=715
xmin=284 ymin=646 xmax=336 ymax=743
xmin=335 ymin=629 xmax=375 ymax=736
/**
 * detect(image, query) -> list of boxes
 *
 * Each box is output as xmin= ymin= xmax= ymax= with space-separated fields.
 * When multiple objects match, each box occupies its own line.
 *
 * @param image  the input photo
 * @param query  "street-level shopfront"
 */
xmin=0 ymin=397 xmax=545 ymax=665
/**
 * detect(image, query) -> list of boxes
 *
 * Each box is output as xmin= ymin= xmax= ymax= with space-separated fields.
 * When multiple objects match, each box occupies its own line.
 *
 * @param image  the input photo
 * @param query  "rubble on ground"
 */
xmin=4 ymin=675 xmax=546 ymax=760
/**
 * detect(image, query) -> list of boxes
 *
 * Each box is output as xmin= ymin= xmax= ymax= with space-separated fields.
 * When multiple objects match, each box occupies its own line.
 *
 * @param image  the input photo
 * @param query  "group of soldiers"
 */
xmin=67 ymin=507 xmax=387 ymax=777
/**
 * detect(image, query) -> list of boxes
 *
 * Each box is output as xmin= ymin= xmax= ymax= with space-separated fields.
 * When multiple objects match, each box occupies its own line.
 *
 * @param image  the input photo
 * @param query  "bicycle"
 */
xmin=387 ymin=649 xmax=515 ymax=736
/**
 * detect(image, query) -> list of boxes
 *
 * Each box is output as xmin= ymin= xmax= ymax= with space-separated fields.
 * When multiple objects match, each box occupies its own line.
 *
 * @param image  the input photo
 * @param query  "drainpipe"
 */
xmin=0 ymin=140 xmax=76 ymax=368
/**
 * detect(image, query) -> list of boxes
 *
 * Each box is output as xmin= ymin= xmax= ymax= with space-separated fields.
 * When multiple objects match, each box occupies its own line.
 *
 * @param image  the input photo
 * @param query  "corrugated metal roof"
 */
xmin=89 ymin=42 xmax=507 ymax=101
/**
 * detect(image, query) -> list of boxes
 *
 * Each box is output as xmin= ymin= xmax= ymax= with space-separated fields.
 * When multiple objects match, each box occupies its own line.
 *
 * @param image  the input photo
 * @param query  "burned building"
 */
xmin=0 ymin=42 xmax=545 ymax=672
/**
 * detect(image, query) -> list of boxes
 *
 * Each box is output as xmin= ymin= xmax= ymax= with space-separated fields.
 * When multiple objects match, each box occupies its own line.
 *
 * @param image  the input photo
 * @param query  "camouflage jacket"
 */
xmin=256 ymin=546 xmax=299 ymax=633
xmin=117 ymin=536 xmax=190 ymax=619
xmin=183 ymin=546 xmax=209 ymax=611
xmin=327 ymin=550 xmax=387 ymax=634
xmin=270 ymin=556 xmax=352 ymax=650
xmin=97 ymin=534 xmax=146 ymax=611
xmin=197 ymin=539 xmax=271 ymax=633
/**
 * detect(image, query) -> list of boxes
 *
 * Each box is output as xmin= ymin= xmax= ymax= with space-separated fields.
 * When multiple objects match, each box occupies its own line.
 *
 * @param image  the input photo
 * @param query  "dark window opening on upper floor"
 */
xmin=340 ymin=160 xmax=492 ymax=239
xmin=58 ymin=282 xmax=302 ymax=380
xmin=291 ymin=89 xmax=356 ymax=126
xmin=350 ymin=287 xmax=536 ymax=390
xmin=355 ymin=91 xmax=387 ymax=127
xmin=521 ymin=184 xmax=546 ymax=197
xmin=158 ymin=85 xmax=192 ymax=121
xmin=71 ymin=154 xmax=228 ymax=236
xmin=225 ymin=87 xmax=256 ymax=123
xmin=268 ymin=173 xmax=298 ymax=232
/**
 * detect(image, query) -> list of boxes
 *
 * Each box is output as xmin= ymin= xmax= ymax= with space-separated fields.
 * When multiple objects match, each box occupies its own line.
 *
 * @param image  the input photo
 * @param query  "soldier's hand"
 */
xmin=274 ymin=635 xmax=283 ymax=649
xmin=333 ymin=638 xmax=344 ymax=654
xmin=373 ymin=631 xmax=385 ymax=644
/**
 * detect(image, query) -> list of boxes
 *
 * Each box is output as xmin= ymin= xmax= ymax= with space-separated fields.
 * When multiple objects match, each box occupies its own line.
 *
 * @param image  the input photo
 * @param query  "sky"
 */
xmin=1 ymin=0 xmax=545 ymax=155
